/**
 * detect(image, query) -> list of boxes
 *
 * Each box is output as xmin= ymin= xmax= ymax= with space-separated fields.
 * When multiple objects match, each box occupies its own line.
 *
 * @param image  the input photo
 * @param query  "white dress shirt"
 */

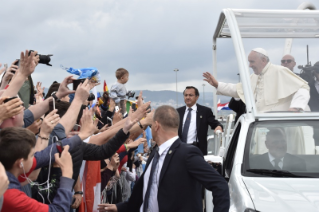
xmin=268 ymin=153 xmax=284 ymax=169
xmin=182 ymin=104 xmax=197 ymax=144
xmin=140 ymin=136 xmax=178 ymax=212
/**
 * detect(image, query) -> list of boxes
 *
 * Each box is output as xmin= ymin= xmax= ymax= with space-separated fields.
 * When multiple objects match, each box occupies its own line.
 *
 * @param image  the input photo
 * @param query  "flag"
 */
xmin=126 ymin=100 xmax=137 ymax=113
xmin=97 ymin=92 xmax=104 ymax=106
xmin=78 ymin=161 xmax=101 ymax=212
xmin=217 ymin=100 xmax=231 ymax=111
xmin=78 ymin=137 xmax=101 ymax=212
xmin=103 ymin=80 xmax=109 ymax=93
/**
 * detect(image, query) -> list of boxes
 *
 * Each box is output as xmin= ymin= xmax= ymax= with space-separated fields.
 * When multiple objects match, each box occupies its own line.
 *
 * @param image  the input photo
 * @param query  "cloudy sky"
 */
xmin=0 ymin=0 xmax=318 ymax=101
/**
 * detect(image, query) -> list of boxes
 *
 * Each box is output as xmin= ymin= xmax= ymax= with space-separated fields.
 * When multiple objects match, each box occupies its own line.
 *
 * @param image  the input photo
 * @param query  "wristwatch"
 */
xmin=51 ymin=91 xmax=61 ymax=102
xmin=138 ymin=121 xmax=144 ymax=129
xmin=74 ymin=191 xmax=83 ymax=195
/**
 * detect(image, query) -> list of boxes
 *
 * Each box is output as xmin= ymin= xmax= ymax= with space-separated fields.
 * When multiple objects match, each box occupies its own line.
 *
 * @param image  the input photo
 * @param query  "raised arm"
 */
xmin=28 ymin=76 xmax=75 ymax=121
xmin=88 ymin=95 xmax=151 ymax=145
xmin=58 ymin=78 xmax=90 ymax=134
xmin=1 ymin=50 xmax=37 ymax=98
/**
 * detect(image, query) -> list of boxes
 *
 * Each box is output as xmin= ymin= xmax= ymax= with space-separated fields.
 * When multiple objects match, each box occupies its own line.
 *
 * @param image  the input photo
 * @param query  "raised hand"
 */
xmin=19 ymin=50 xmax=37 ymax=77
xmin=40 ymin=109 xmax=60 ymax=136
xmin=0 ymin=97 xmax=24 ymax=123
xmin=142 ymin=109 xmax=155 ymax=126
xmin=73 ymin=78 xmax=90 ymax=104
xmin=112 ymin=109 xmax=123 ymax=125
xmin=203 ymin=72 xmax=218 ymax=88
xmin=36 ymin=82 xmax=45 ymax=96
xmin=54 ymin=145 xmax=73 ymax=178
xmin=2 ymin=70 xmax=15 ymax=84
xmin=123 ymin=106 xmax=139 ymax=134
xmin=126 ymin=137 xmax=146 ymax=150
xmin=56 ymin=76 xmax=76 ymax=99
xmin=136 ymin=91 xmax=143 ymax=107
xmin=78 ymin=107 xmax=99 ymax=140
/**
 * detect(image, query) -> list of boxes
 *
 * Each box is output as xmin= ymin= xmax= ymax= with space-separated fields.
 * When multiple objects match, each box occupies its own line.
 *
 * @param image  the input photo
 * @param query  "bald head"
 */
xmin=281 ymin=54 xmax=296 ymax=71
xmin=153 ymin=105 xmax=179 ymax=131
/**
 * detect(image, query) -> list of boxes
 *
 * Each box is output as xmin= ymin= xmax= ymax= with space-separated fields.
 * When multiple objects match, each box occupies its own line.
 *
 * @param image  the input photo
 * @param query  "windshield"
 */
xmin=243 ymin=120 xmax=319 ymax=178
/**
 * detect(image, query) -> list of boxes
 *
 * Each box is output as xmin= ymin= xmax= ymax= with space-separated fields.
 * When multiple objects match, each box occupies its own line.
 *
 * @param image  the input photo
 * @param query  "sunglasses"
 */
xmin=281 ymin=59 xmax=293 ymax=64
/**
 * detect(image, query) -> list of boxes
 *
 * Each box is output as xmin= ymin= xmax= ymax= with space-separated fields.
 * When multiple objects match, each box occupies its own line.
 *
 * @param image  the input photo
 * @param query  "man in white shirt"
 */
xmin=203 ymin=48 xmax=310 ymax=112
xmin=99 ymin=105 xmax=230 ymax=212
xmin=177 ymin=86 xmax=223 ymax=155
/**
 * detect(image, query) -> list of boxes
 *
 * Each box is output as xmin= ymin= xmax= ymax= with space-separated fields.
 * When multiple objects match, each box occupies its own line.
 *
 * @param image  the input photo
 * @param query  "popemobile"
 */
xmin=204 ymin=3 xmax=319 ymax=212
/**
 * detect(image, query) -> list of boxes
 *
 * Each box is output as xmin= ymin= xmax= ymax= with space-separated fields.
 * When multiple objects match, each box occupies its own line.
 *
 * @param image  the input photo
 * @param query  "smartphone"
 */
xmin=115 ymin=106 xmax=119 ymax=112
xmin=73 ymin=124 xmax=81 ymax=131
xmin=56 ymin=141 xmax=64 ymax=156
xmin=107 ymin=117 xmax=113 ymax=126
xmin=3 ymin=96 xmax=18 ymax=103
xmin=73 ymin=79 xmax=86 ymax=90
xmin=132 ymin=103 xmax=137 ymax=111
xmin=13 ymin=59 xmax=20 ymax=66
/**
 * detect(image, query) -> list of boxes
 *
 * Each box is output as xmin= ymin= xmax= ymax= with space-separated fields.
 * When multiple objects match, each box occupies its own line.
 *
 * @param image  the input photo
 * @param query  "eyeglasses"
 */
xmin=281 ymin=59 xmax=293 ymax=64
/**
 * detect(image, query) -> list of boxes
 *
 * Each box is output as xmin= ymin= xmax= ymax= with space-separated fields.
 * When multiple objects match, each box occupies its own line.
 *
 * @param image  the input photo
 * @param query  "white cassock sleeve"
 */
xmin=290 ymin=88 xmax=310 ymax=110
xmin=216 ymin=82 xmax=240 ymax=98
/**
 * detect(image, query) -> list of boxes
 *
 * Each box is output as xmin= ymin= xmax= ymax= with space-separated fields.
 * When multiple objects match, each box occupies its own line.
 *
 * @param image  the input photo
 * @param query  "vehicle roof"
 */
xmin=214 ymin=9 xmax=319 ymax=39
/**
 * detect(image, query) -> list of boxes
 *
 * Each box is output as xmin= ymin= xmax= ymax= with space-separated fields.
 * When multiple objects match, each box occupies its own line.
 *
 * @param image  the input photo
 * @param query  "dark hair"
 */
xmin=102 ymin=91 xmax=110 ymax=103
xmin=153 ymin=105 xmax=179 ymax=130
xmin=115 ymin=68 xmax=129 ymax=79
xmin=0 ymin=127 xmax=36 ymax=170
xmin=183 ymin=86 xmax=199 ymax=96
xmin=45 ymin=82 xmax=60 ymax=99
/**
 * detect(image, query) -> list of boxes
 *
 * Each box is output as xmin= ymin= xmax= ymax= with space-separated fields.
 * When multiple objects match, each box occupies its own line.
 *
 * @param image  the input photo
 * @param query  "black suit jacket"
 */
xmin=177 ymin=104 xmax=222 ymax=155
xmin=116 ymin=138 xmax=230 ymax=212
xmin=250 ymin=153 xmax=307 ymax=171
xmin=308 ymin=81 xmax=319 ymax=112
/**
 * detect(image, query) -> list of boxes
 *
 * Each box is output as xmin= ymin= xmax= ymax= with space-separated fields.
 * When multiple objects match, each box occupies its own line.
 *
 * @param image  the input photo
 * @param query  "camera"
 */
xmin=126 ymin=90 xmax=135 ymax=99
xmin=29 ymin=50 xmax=53 ymax=66
xmin=298 ymin=64 xmax=315 ymax=84
xmin=87 ymin=93 xmax=95 ymax=101
xmin=13 ymin=50 xmax=53 ymax=67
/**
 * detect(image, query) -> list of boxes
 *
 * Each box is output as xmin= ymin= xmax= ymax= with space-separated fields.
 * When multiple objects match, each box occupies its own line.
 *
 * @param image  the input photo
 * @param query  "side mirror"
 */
xmin=204 ymin=155 xmax=224 ymax=176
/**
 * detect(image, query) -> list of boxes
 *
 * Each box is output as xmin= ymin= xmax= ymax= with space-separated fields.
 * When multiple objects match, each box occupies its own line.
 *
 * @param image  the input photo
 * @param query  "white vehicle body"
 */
xmin=205 ymin=6 xmax=319 ymax=212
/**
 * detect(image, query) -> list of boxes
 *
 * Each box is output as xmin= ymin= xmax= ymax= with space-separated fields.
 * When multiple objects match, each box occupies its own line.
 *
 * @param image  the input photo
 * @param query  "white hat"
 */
xmin=252 ymin=48 xmax=268 ymax=57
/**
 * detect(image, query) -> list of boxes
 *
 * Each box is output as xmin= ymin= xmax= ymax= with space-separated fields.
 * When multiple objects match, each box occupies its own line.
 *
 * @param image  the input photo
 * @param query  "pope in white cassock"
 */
xmin=203 ymin=48 xmax=310 ymax=112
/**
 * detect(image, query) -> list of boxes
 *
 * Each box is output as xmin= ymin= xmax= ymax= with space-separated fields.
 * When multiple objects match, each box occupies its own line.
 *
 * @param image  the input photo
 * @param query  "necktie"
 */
xmin=182 ymin=108 xmax=192 ymax=143
xmin=273 ymin=158 xmax=281 ymax=170
xmin=143 ymin=147 xmax=159 ymax=212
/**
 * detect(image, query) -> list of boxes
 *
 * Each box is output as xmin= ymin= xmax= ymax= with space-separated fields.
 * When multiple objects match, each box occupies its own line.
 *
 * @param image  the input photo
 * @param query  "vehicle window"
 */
xmin=225 ymin=123 xmax=241 ymax=178
xmin=243 ymin=120 xmax=319 ymax=178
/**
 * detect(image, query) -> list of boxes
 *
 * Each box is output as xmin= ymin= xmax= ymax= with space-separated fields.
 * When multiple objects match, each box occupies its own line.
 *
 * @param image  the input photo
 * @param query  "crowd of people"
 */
xmin=0 ymin=47 xmax=317 ymax=212
xmin=0 ymin=50 xmax=230 ymax=212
